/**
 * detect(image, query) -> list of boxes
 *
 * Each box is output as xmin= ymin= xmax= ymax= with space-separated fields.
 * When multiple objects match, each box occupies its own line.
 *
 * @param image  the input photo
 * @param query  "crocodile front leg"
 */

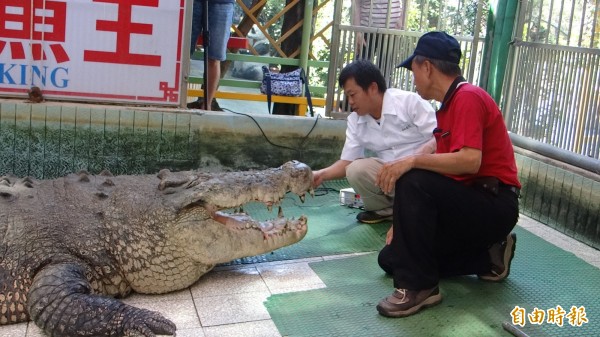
xmin=27 ymin=263 xmax=176 ymax=337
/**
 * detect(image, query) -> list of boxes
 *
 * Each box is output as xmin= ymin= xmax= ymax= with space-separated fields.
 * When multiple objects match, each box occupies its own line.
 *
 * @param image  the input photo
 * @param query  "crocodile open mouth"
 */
xmin=212 ymin=209 xmax=308 ymax=241
xmin=208 ymin=182 xmax=313 ymax=241
xmin=159 ymin=160 xmax=314 ymax=242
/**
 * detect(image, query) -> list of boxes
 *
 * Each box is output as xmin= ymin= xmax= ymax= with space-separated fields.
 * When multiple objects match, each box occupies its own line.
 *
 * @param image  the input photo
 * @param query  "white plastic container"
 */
xmin=339 ymin=187 xmax=364 ymax=208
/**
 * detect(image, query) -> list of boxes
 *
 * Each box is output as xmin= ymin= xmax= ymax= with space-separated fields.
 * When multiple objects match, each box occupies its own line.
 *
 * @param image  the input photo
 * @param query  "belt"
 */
xmin=503 ymin=185 xmax=520 ymax=197
xmin=469 ymin=177 xmax=520 ymax=197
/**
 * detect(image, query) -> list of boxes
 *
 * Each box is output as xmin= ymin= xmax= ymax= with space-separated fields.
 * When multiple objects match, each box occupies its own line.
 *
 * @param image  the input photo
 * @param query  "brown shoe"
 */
xmin=478 ymin=232 xmax=517 ymax=282
xmin=356 ymin=210 xmax=392 ymax=224
xmin=376 ymin=286 xmax=442 ymax=318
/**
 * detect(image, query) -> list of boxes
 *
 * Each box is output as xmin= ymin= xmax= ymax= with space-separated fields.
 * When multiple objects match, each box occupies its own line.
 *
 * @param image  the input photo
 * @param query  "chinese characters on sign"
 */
xmin=83 ymin=0 xmax=161 ymax=67
xmin=511 ymin=305 xmax=589 ymax=327
xmin=0 ymin=0 xmax=68 ymax=62
xmin=0 ymin=0 xmax=186 ymax=105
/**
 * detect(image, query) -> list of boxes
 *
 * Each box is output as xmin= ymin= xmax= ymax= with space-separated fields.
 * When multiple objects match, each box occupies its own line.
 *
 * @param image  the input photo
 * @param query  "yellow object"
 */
xmin=188 ymin=89 xmax=326 ymax=116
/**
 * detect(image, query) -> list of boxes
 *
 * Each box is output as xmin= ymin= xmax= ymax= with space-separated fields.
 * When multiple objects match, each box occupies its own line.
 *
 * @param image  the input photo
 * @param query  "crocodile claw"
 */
xmin=123 ymin=307 xmax=176 ymax=336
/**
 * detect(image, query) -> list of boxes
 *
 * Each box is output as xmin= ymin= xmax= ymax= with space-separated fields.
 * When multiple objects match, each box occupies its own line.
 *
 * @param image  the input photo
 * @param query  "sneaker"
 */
xmin=478 ymin=232 xmax=517 ymax=282
xmin=376 ymin=286 xmax=442 ymax=318
xmin=356 ymin=210 xmax=392 ymax=224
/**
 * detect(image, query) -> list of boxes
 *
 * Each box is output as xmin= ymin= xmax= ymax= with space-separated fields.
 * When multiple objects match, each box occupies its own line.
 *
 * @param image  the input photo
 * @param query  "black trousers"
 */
xmin=378 ymin=169 xmax=519 ymax=290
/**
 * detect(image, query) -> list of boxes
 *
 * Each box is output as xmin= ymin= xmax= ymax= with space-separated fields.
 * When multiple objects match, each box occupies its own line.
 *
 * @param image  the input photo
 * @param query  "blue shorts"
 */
xmin=190 ymin=1 xmax=234 ymax=61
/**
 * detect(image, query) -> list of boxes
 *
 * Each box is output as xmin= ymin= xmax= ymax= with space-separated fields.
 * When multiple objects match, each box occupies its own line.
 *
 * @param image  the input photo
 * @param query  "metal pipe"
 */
xmin=299 ymin=0 xmax=314 ymax=73
xmin=326 ymin=0 xmax=344 ymax=116
xmin=202 ymin=0 xmax=209 ymax=109
xmin=502 ymin=41 xmax=520 ymax=129
xmin=181 ymin=0 xmax=194 ymax=108
xmin=510 ymin=133 xmax=600 ymax=174
xmin=468 ymin=0 xmax=484 ymax=82
xmin=502 ymin=322 xmax=531 ymax=337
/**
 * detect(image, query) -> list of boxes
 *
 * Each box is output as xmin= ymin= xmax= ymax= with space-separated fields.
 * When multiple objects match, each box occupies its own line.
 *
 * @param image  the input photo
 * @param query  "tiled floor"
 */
xmin=1 ymin=215 xmax=598 ymax=337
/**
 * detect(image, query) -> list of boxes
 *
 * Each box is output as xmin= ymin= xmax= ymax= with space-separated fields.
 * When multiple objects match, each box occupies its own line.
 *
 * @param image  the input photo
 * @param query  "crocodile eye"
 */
xmin=0 ymin=191 xmax=13 ymax=198
xmin=95 ymin=192 xmax=109 ymax=199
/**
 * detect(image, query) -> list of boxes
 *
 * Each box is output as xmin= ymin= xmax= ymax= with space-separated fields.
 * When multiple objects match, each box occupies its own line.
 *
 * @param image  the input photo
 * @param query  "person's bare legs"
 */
xmin=204 ymin=58 xmax=221 ymax=111
xmin=188 ymin=1 xmax=232 ymax=111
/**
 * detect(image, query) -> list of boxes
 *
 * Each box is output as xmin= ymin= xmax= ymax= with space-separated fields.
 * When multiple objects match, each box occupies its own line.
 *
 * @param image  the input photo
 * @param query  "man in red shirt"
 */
xmin=374 ymin=31 xmax=521 ymax=318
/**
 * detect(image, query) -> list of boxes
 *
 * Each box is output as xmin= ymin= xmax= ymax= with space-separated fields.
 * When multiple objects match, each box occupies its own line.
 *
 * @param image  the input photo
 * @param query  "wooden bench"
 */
xmin=189 ymin=36 xmax=326 ymax=116
xmin=187 ymin=88 xmax=325 ymax=116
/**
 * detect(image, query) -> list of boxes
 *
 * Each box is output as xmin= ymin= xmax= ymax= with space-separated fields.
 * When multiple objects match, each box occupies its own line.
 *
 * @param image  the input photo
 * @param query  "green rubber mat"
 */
xmin=265 ymin=227 xmax=600 ymax=337
xmin=231 ymin=180 xmax=390 ymax=264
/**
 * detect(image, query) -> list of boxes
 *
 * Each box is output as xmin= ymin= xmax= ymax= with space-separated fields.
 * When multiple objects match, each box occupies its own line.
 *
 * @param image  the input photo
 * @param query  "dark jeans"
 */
xmin=378 ymin=169 xmax=519 ymax=290
xmin=189 ymin=0 xmax=233 ymax=59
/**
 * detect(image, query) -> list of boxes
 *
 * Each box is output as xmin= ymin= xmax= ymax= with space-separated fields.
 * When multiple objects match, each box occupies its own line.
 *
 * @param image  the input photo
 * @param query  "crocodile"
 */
xmin=0 ymin=161 xmax=313 ymax=336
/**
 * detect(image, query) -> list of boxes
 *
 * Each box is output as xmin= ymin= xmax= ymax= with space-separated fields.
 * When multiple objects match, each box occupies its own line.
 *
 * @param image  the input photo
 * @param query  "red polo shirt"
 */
xmin=435 ymin=82 xmax=521 ymax=188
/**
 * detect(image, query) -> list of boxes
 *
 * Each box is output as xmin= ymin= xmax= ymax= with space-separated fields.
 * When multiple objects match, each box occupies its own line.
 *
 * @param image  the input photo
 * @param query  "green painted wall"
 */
xmin=515 ymin=151 xmax=600 ymax=250
xmin=0 ymin=101 xmax=345 ymax=178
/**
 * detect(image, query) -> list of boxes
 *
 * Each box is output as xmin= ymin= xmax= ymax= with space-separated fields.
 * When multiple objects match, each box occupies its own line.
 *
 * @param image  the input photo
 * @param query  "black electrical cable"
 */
xmin=220 ymin=107 xmax=322 ymax=153
xmin=217 ymin=108 xmax=337 ymax=200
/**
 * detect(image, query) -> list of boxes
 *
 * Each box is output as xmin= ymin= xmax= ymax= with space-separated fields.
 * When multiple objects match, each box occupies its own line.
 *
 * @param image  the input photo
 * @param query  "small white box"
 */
xmin=339 ymin=187 xmax=364 ymax=208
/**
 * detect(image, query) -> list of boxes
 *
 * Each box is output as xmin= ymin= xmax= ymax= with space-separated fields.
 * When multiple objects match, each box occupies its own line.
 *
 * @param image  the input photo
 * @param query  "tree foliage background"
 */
xmin=230 ymin=0 xmax=490 ymax=95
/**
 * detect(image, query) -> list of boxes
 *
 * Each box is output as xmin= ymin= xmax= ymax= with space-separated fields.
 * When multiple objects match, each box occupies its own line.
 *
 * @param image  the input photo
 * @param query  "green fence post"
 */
xmin=300 ymin=0 xmax=314 ymax=73
xmin=481 ymin=0 xmax=518 ymax=103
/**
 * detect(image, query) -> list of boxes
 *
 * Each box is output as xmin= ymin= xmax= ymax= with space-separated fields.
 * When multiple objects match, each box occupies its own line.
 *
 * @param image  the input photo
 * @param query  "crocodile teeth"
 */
xmin=278 ymin=206 xmax=283 ymax=218
xmin=299 ymin=194 xmax=305 ymax=203
xmin=262 ymin=222 xmax=274 ymax=232
xmin=309 ymin=188 xmax=315 ymax=198
xmin=267 ymin=204 xmax=273 ymax=212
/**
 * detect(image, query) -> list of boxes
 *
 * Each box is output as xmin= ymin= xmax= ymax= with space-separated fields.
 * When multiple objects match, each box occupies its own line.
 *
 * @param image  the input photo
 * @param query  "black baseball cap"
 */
xmin=397 ymin=31 xmax=462 ymax=70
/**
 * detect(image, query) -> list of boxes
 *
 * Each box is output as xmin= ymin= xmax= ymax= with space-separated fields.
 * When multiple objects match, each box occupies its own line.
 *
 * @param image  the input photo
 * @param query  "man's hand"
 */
xmin=376 ymin=157 xmax=415 ymax=194
xmin=312 ymin=170 xmax=324 ymax=188
xmin=386 ymin=226 xmax=393 ymax=245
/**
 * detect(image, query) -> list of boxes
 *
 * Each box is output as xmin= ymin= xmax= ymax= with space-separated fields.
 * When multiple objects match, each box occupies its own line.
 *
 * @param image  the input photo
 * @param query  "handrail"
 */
xmin=192 ymin=52 xmax=329 ymax=67
xmin=190 ymin=52 xmax=327 ymax=95
xmin=511 ymin=133 xmax=600 ymax=176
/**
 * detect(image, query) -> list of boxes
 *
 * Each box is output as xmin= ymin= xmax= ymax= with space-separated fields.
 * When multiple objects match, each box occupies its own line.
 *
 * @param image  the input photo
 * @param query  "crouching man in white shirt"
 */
xmin=312 ymin=59 xmax=436 ymax=224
